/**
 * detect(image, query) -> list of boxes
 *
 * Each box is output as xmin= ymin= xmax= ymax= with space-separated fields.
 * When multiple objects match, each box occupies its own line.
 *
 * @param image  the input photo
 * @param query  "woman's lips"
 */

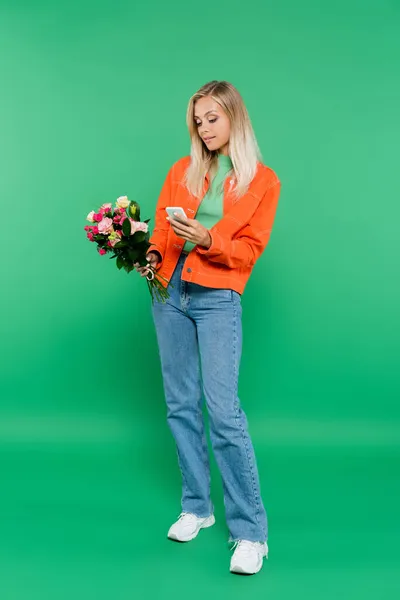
xmin=204 ymin=137 xmax=215 ymax=143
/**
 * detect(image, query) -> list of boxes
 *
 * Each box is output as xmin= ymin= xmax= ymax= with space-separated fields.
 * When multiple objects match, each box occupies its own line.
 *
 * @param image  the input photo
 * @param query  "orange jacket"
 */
xmin=148 ymin=156 xmax=281 ymax=295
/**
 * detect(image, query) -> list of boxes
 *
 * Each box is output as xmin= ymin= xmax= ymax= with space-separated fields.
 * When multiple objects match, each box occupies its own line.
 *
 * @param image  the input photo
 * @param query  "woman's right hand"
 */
xmin=134 ymin=251 xmax=161 ymax=277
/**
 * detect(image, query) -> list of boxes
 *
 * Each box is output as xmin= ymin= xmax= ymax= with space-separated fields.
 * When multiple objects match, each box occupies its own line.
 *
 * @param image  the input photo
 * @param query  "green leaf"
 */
xmin=114 ymin=240 xmax=128 ymax=248
xmin=130 ymin=231 xmax=147 ymax=244
xmin=122 ymin=218 xmax=131 ymax=237
xmin=127 ymin=248 xmax=140 ymax=262
xmin=116 ymin=255 xmax=124 ymax=270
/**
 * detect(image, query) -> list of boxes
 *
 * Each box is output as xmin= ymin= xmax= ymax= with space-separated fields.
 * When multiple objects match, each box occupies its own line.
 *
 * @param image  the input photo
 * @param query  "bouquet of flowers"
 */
xmin=84 ymin=195 xmax=171 ymax=302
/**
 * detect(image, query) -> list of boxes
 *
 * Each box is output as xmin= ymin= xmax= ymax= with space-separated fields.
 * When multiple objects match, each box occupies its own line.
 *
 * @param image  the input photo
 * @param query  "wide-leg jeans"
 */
xmin=151 ymin=252 xmax=268 ymax=543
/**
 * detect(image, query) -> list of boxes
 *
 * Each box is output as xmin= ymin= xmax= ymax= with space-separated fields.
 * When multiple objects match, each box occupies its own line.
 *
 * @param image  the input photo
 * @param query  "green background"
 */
xmin=1 ymin=0 xmax=399 ymax=598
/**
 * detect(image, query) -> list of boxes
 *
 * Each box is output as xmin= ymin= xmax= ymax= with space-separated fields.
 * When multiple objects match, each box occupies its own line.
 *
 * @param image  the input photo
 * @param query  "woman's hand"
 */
xmin=167 ymin=213 xmax=211 ymax=249
xmin=134 ymin=251 xmax=160 ymax=277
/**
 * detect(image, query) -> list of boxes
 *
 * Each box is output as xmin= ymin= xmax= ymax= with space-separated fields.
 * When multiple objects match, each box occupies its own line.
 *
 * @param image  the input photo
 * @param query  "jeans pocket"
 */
xmin=231 ymin=290 xmax=241 ymax=303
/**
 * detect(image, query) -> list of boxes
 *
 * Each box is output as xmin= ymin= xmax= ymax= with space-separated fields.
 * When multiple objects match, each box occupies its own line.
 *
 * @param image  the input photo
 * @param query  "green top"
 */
xmin=183 ymin=153 xmax=233 ymax=253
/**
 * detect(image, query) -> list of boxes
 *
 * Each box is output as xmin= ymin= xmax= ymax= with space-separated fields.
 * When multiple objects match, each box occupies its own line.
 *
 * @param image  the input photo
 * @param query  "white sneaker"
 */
xmin=230 ymin=540 xmax=269 ymax=574
xmin=167 ymin=511 xmax=215 ymax=542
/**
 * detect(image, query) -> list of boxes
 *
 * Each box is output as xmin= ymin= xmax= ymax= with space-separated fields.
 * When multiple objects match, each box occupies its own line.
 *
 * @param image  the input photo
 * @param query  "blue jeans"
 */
xmin=151 ymin=252 xmax=268 ymax=543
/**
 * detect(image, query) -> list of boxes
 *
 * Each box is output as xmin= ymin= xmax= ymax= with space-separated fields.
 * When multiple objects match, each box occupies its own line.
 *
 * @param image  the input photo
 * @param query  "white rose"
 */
xmin=86 ymin=210 xmax=95 ymax=222
xmin=116 ymin=196 xmax=129 ymax=208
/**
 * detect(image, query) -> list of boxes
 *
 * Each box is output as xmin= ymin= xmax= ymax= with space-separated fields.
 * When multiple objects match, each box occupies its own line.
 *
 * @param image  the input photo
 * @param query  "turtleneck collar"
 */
xmin=217 ymin=152 xmax=233 ymax=167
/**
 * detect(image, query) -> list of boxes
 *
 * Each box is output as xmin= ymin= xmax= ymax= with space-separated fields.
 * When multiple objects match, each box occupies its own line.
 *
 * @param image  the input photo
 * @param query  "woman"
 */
xmin=135 ymin=80 xmax=281 ymax=575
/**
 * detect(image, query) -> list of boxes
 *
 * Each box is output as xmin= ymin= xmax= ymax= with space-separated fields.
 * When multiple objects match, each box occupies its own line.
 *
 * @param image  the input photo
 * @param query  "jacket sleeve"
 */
xmin=147 ymin=164 xmax=174 ymax=269
xmin=196 ymin=179 xmax=281 ymax=269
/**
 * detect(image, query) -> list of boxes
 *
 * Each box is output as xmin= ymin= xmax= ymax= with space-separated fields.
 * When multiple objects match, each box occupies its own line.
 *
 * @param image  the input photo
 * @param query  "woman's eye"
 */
xmin=195 ymin=118 xmax=217 ymax=126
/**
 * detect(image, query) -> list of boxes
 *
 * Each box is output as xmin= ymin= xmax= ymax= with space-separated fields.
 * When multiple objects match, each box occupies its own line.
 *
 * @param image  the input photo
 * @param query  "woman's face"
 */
xmin=194 ymin=96 xmax=231 ymax=155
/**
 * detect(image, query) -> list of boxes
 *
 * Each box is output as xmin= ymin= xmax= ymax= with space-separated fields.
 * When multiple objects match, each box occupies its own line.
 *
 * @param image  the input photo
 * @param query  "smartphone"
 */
xmin=166 ymin=207 xmax=188 ymax=222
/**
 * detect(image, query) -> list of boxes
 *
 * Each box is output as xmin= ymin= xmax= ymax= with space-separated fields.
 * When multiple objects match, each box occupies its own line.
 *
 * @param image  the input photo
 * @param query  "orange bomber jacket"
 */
xmin=147 ymin=155 xmax=281 ymax=295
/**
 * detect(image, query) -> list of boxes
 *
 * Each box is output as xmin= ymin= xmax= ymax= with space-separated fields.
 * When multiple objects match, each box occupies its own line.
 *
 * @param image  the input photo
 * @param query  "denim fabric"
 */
xmin=151 ymin=252 xmax=268 ymax=543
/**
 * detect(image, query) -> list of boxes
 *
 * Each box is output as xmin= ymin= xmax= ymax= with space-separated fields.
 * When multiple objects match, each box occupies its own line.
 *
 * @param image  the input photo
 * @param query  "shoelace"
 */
xmin=229 ymin=540 xmax=263 ymax=556
xmin=177 ymin=511 xmax=197 ymax=523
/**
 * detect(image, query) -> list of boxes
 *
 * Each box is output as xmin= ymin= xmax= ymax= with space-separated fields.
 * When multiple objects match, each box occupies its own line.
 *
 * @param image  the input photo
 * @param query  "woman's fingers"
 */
xmin=171 ymin=224 xmax=191 ymax=239
xmin=169 ymin=217 xmax=191 ymax=234
xmin=133 ymin=261 xmax=152 ymax=277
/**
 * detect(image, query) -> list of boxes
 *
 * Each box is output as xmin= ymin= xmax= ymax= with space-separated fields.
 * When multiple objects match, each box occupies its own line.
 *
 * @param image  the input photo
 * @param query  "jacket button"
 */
xmin=187 ymin=268 xmax=192 ymax=273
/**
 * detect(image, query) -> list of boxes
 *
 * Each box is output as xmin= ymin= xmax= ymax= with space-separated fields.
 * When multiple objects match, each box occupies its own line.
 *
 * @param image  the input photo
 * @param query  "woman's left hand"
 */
xmin=167 ymin=213 xmax=211 ymax=249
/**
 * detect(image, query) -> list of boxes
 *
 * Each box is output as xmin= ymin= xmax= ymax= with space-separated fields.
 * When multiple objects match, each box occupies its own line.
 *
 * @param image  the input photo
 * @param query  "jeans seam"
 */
xmin=232 ymin=299 xmax=266 ymax=541
xmin=197 ymin=385 xmax=213 ymax=514
xmin=175 ymin=444 xmax=189 ymax=506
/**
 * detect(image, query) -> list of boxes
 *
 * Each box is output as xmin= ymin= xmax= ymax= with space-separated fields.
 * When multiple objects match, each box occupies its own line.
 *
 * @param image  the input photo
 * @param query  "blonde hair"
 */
xmin=183 ymin=80 xmax=263 ymax=201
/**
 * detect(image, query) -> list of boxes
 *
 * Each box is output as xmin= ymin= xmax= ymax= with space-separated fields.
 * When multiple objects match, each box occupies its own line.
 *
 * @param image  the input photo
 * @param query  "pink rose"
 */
xmin=98 ymin=248 xmax=107 ymax=255
xmin=84 ymin=225 xmax=90 ymax=231
xmin=93 ymin=213 xmax=102 ymax=222
xmin=130 ymin=220 xmax=148 ymax=234
xmin=130 ymin=219 xmax=137 ymax=234
xmin=101 ymin=203 xmax=112 ymax=211
xmin=87 ymin=232 xmax=94 ymax=241
xmin=97 ymin=217 xmax=114 ymax=234
xmin=92 ymin=226 xmax=99 ymax=234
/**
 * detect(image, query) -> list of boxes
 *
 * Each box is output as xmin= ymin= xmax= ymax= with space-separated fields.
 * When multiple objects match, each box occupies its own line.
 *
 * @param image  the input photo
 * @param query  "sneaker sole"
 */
xmin=167 ymin=514 xmax=216 ymax=542
xmin=230 ymin=548 xmax=268 ymax=575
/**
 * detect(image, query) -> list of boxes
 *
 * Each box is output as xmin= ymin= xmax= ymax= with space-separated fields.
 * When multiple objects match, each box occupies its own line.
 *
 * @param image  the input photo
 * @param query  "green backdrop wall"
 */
xmin=1 ymin=1 xmax=399 ymax=598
